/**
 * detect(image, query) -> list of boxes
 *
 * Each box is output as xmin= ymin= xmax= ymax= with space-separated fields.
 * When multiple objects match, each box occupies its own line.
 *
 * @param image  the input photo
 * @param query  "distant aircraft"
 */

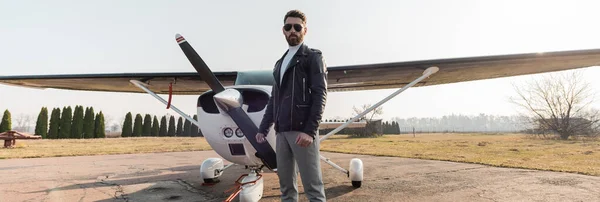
xmin=2 ymin=34 xmax=600 ymax=201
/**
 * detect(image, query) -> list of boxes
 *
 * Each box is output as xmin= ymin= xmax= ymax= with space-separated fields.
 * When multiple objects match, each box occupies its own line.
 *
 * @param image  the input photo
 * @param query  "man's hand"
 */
xmin=296 ymin=132 xmax=313 ymax=147
xmin=256 ymin=133 xmax=266 ymax=143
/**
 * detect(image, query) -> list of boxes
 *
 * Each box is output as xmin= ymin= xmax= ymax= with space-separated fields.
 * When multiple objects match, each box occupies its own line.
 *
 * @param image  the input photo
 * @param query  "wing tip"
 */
xmin=424 ymin=66 xmax=439 ymax=75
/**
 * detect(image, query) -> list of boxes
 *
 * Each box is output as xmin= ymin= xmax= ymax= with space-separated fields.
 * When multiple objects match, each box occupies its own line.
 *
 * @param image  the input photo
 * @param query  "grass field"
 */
xmin=321 ymin=133 xmax=600 ymax=176
xmin=0 ymin=137 xmax=212 ymax=159
xmin=1 ymin=133 xmax=599 ymax=176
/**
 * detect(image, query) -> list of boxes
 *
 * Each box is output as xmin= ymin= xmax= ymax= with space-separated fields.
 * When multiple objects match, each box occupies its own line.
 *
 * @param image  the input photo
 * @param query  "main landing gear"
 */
xmin=200 ymin=159 xmax=264 ymax=202
xmin=224 ymin=166 xmax=264 ymax=202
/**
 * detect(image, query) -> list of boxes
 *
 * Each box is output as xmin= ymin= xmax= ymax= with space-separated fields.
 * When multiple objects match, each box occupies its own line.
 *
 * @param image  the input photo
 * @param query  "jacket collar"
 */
xmin=279 ymin=43 xmax=309 ymax=61
xmin=294 ymin=43 xmax=309 ymax=56
xmin=274 ymin=43 xmax=309 ymax=87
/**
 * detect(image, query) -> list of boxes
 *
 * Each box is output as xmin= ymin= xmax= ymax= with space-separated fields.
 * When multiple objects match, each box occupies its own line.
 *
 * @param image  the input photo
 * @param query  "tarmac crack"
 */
xmin=76 ymin=183 xmax=88 ymax=202
xmin=362 ymin=166 xmax=488 ymax=183
xmin=175 ymin=179 xmax=223 ymax=200
xmin=98 ymin=180 xmax=129 ymax=202
xmin=176 ymin=179 xmax=200 ymax=193
xmin=24 ymin=194 xmax=46 ymax=202
xmin=425 ymin=166 xmax=487 ymax=175
xmin=42 ymin=181 xmax=69 ymax=202
xmin=477 ymin=189 xmax=498 ymax=202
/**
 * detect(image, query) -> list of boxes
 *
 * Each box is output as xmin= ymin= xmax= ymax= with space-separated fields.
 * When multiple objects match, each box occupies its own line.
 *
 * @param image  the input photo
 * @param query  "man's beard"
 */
xmin=286 ymin=33 xmax=303 ymax=46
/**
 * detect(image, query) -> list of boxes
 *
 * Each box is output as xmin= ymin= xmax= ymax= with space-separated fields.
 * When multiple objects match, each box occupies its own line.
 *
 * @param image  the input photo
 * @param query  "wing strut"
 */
xmin=167 ymin=82 xmax=173 ymax=109
xmin=129 ymin=80 xmax=201 ymax=128
xmin=320 ymin=66 xmax=439 ymax=143
xmin=315 ymin=66 xmax=439 ymax=183
xmin=320 ymin=155 xmax=349 ymax=175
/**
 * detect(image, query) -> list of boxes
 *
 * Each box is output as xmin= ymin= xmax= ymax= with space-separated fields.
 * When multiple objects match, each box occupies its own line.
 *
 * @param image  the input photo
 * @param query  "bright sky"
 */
xmin=2 ymin=0 xmax=600 ymax=127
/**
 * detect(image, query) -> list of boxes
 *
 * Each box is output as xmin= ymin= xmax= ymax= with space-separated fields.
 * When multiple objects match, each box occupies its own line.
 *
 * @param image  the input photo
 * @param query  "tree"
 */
xmin=350 ymin=104 xmax=384 ymax=138
xmin=151 ymin=116 xmax=159 ymax=136
xmin=143 ymin=114 xmax=152 ymax=136
xmin=510 ymin=70 xmax=599 ymax=140
xmin=83 ymin=107 xmax=95 ymax=138
xmin=184 ymin=117 xmax=191 ymax=137
xmin=159 ymin=116 xmax=167 ymax=136
xmin=191 ymin=115 xmax=199 ymax=137
xmin=35 ymin=107 xmax=49 ymax=137
xmin=121 ymin=112 xmax=133 ymax=137
xmin=59 ymin=106 xmax=72 ymax=139
xmin=13 ymin=114 xmax=32 ymax=133
xmin=352 ymin=104 xmax=383 ymax=122
xmin=95 ymin=111 xmax=105 ymax=138
xmin=71 ymin=106 xmax=84 ymax=138
xmin=133 ymin=114 xmax=143 ymax=137
xmin=47 ymin=108 xmax=60 ymax=139
xmin=103 ymin=114 xmax=114 ymax=133
xmin=176 ymin=117 xmax=183 ymax=136
xmin=168 ymin=116 xmax=176 ymax=137
xmin=0 ymin=109 xmax=12 ymax=133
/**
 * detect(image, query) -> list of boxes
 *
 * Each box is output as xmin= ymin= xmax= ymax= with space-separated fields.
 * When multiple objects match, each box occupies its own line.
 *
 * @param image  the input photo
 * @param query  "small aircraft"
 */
xmin=2 ymin=34 xmax=600 ymax=201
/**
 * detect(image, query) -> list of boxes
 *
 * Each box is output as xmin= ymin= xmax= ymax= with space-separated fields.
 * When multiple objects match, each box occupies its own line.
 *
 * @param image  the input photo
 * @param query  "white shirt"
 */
xmin=280 ymin=43 xmax=302 ymax=84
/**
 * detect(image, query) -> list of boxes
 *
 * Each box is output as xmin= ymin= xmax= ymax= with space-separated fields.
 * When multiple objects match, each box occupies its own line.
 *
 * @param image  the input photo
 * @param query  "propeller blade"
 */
xmin=175 ymin=34 xmax=277 ymax=170
xmin=212 ymin=88 xmax=277 ymax=169
xmin=175 ymin=34 xmax=225 ymax=94
xmin=227 ymin=107 xmax=277 ymax=169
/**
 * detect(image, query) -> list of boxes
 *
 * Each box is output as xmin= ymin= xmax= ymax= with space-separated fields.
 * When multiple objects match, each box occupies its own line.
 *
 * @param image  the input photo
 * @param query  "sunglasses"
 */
xmin=283 ymin=23 xmax=303 ymax=32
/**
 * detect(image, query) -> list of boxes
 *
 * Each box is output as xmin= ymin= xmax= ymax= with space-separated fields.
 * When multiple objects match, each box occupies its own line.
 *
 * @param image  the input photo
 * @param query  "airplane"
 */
xmin=2 ymin=34 xmax=600 ymax=201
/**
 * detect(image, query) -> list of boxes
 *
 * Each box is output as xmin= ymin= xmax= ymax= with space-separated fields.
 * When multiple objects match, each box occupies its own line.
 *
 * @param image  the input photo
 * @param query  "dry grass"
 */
xmin=2 ymin=133 xmax=599 ymax=177
xmin=0 ymin=137 xmax=212 ymax=159
xmin=320 ymin=133 xmax=600 ymax=176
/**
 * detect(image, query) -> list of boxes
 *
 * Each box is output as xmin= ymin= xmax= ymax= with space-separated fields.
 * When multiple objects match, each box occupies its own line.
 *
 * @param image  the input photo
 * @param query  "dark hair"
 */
xmin=284 ymin=10 xmax=306 ymax=24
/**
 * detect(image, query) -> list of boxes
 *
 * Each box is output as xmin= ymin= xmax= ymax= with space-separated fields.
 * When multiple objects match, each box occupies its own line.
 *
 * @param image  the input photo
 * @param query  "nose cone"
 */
xmin=213 ymin=88 xmax=243 ymax=112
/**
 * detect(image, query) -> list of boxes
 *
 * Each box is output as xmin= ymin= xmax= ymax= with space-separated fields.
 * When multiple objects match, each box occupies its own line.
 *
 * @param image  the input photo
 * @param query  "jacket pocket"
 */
xmin=294 ymin=104 xmax=310 ymax=129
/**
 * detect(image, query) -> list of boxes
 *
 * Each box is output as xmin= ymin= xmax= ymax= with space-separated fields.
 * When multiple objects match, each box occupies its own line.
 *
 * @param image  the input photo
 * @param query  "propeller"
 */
xmin=175 ymin=34 xmax=277 ymax=170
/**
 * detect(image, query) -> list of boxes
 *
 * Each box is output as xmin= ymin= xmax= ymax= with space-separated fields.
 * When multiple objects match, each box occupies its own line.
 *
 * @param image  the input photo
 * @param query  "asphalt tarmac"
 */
xmin=0 ymin=150 xmax=598 ymax=202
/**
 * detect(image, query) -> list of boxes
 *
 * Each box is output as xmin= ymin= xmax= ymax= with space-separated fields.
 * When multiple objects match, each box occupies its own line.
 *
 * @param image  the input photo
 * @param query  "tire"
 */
xmin=203 ymin=178 xmax=220 ymax=184
xmin=352 ymin=181 xmax=361 ymax=188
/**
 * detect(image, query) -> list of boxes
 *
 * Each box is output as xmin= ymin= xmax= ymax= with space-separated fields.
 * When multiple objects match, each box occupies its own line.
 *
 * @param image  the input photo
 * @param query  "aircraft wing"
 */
xmin=326 ymin=48 xmax=600 ymax=91
xmin=1 ymin=48 xmax=600 ymax=94
xmin=0 ymin=72 xmax=238 ymax=95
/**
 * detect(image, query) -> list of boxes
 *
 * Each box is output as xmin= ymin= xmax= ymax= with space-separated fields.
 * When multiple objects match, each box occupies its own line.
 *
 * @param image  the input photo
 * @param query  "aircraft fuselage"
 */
xmin=196 ymin=85 xmax=277 ymax=166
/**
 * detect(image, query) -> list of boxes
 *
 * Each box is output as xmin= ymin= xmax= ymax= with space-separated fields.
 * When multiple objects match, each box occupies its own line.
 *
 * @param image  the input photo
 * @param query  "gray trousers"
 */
xmin=276 ymin=131 xmax=326 ymax=202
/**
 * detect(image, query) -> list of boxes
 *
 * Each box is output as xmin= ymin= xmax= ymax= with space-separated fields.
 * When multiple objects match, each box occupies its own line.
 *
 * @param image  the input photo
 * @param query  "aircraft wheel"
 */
xmin=349 ymin=158 xmax=363 ymax=188
xmin=200 ymin=158 xmax=224 ymax=184
xmin=204 ymin=178 xmax=220 ymax=184
xmin=352 ymin=181 xmax=361 ymax=188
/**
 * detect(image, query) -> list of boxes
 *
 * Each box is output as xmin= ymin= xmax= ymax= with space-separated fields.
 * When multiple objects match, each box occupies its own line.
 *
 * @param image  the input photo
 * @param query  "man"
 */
xmin=256 ymin=9 xmax=327 ymax=202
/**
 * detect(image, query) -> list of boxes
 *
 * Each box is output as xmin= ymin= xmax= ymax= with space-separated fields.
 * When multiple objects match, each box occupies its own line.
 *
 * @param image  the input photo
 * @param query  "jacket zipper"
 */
xmin=274 ymin=60 xmax=282 ymax=129
xmin=275 ymin=86 xmax=280 ymax=125
xmin=290 ymin=66 xmax=295 ymax=130
xmin=303 ymin=78 xmax=305 ymax=102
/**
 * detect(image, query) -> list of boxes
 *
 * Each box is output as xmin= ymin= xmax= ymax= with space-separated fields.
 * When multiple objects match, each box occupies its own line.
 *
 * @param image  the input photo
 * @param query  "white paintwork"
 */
xmin=238 ymin=172 xmax=264 ymax=202
xmin=200 ymin=158 xmax=224 ymax=179
xmin=196 ymin=85 xmax=276 ymax=167
xmin=349 ymin=158 xmax=363 ymax=182
xmin=129 ymin=67 xmax=440 ymax=196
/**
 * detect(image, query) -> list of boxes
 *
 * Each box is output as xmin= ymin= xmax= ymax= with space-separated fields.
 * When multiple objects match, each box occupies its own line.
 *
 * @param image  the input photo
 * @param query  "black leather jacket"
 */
xmin=258 ymin=43 xmax=327 ymax=139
